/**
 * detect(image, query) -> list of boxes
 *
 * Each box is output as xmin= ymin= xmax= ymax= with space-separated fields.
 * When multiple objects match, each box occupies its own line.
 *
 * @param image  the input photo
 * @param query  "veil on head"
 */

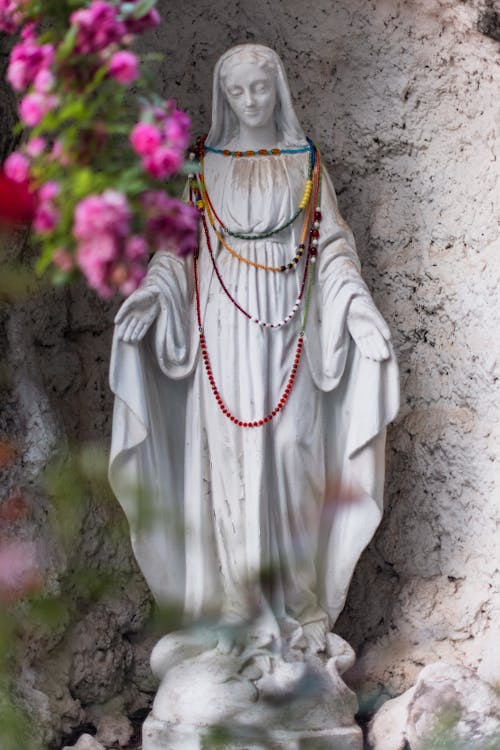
xmin=205 ymin=44 xmax=306 ymax=149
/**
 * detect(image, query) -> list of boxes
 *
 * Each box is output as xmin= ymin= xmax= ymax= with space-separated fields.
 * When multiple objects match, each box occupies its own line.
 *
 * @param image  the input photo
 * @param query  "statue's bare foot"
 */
xmin=215 ymin=621 xmax=247 ymax=655
xmin=302 ymin=620 xmax=328 ymax=654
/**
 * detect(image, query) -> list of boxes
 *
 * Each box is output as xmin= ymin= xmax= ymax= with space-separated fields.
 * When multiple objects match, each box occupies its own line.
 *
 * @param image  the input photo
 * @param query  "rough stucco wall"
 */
xmin=1 ymin=0 xmax=499 ymax=745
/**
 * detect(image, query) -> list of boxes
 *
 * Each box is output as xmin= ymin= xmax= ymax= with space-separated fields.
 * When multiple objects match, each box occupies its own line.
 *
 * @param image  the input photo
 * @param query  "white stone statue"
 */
xmin=109 ymin=44 xmax=399 ymax=749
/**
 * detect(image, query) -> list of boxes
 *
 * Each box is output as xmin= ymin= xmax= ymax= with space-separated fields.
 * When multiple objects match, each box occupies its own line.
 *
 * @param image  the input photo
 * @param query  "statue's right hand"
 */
xmin=114 ymin=287 xmax=160 ymax=343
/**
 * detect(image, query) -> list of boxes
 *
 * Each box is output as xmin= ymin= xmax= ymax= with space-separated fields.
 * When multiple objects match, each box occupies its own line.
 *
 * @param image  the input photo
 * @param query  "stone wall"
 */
xmin=1 ymin=0 xmax=498 ymax=745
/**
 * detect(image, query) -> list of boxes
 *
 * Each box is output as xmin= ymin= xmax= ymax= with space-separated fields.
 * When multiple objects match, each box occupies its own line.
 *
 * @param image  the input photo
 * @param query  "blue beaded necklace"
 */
xmin=204 ymin=144 xmax=310 ymax=157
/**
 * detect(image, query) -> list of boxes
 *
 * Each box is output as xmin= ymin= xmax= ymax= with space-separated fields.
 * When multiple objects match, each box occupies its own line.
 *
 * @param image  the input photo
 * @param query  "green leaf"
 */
xmin=58 ymin=98 xmax=87 ymax=123
xmin=113 ymin=167 xmax=149 ymax=196
xmin=84 ymin=64 xmax=109 ymax=96
xmin=120 ymin=2 xmax=137 ymax=14
xmin=141 ymin=52 xmax=164 ymax=63
xmin=72 ymin=168 xmax=95 ymax=198
xmin=105 ymin=124 xmax=134 ymax=135
xmin=51 ymin=270 xmax=71 ymax=286
xmin=36 ymin=247 xmax=57 ymax=275
xmin=57 ymin=24 xmax=78 ymax=60
xmin=132 ymin=0 xmax=157 ymax=19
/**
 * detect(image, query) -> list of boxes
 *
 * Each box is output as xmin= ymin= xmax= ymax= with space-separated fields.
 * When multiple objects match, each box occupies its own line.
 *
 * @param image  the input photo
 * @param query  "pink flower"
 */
xmin=163 ymin=109 xmax=191 ymax=151
xmin=0 ymin=0 xmax=26 ymax=34
xmin=73 ymin=190 xmax=130 ymax=240
xmin=78 ymin=233 xmax=119 ymax=264
xmin=38 ymin=181 xmax=59 ymax=202
xmin=75 ymin=228 xmax=150 ymax=299
xmin=108 ymin=50 xmax=138 ymax=84
xmin=25 ymin=136 xmax=46 ymax=157
xmin=50 ymin=140 xmax=70 ymax=166
xmin=0 ymin=539 xmax=41 ymax=605
xmin=33 ymin=202 xmax=59 ymax=233
xmin=33 ymin=68 xmax=55 ymax=93
xmin=125 ymin=235 xmax=148 ymax=262
xmin=133 ymin=103 xmax=191 ymax=179
xmin=7 ymin=35 xmax=54 ymax=91
xmin=143 ymin=191 xmax=198 ymax=257
xmin=130 ymin=122 xmax=162 ymax=156
xmin=19 ymin=92 xmax=58 ymax=126
xmin=73 ymin=192 xmax=140 ymax=298
xmin=143 ymin=147 xmax=183 ymax=179
xmin=76 ymin=235 xmax=120 ymax=298
xmin=53 ymin=248 xmax=75 ymax=272
xmin=77 ymin=245 xmax=148 ymax=298
xmin=109 ymin=261 xmax=146 ymax=296
xmin=20 ymin=18 xmax=35 ymax=40
xmin=19 ymin=93 xmax=44 ymax=125
xmin=70 ymin=1 xmax=126 ymax=55
xmin=33 ymin=181 xmax=60 ymax=234
xmin=4 ymin=151 xmax=30 ymax=183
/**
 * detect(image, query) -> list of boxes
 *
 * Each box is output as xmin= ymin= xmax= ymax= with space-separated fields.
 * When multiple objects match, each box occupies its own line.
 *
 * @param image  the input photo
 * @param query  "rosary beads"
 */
xmin=198 ymin=174 xmax=312 ymax=273
xmin=190 ymin=140 xmax=323 ymax=427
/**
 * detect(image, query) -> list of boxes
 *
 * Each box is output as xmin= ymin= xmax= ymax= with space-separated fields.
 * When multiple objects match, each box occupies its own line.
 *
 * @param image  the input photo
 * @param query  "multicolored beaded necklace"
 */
xmin=190 ymin=143 xmax=323 ymax=428
xmin=196 ymin=135 xmax=315 ymax=241
xmin=199 ymin=197 xmax=313 ymax=329
xmin=197 ymin=173 xmax=310 ymax=273
xmin=191 ymin=151 xmax=321 ymax=327
xmin=204 ymin=144 xmax=310 ymax=157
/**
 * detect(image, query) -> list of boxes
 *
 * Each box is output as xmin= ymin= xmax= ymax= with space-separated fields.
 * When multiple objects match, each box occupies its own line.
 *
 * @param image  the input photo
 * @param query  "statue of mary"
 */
xmin=109 ymin=44 xmax=399 ymax=661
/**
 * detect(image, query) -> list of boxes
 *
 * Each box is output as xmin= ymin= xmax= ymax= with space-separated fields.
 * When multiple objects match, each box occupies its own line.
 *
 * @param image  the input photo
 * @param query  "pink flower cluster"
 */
xmin=7 ymin=24 xmax=58 ymax=125
xmin=108 ymin=50 xmax=138 ymax=85
xmin=70 ymin=1 xmax=126 ymax=55
xmin=4 ymin=151 xmax=30 ymax=183
xmin=7 ymin=24 xmax=55 ymax=91
xmin=0 ymin=0 xmax=25 ymax=34
xmin=34 ymin=181 xmax=59 ymax=234
xmin=73 ymin=190 xmax=148 ymax=297
xmin=19 ymin=90 xmax=58 ymax=126
xmin=143 ymin=191 xmax=198 ymax=257
xmin=130 ymin=103 xmax=191 ymax=180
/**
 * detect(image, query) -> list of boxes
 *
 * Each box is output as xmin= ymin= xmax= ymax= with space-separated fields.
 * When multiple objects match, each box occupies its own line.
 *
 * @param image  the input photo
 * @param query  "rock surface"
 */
xmin=0 ymin=0 xmax=498 ymax=746
xmin=369 ymin=662 xmax=500 ymax=750
xmin=62 ymin=734 xmax=106 ymax=750
xmin=95 ymin=714 xmax=134 ymax=748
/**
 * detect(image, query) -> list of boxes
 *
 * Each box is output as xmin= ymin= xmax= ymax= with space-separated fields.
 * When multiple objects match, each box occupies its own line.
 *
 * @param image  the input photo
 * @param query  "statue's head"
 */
xmin=206 ymin=44 xmax=305 ymax=148
xmin=219 ymin=46 xmax=277 ymax=131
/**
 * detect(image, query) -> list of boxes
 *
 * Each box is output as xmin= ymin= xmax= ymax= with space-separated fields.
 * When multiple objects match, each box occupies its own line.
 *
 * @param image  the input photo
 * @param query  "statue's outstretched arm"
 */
xmin=318 ymin=169 xmax=392 ymax=362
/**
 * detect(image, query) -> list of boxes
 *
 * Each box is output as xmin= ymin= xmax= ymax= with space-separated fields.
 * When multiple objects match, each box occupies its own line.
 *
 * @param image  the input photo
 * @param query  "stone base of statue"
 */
xmin=142 ymin=631 xmax=363 ymax=750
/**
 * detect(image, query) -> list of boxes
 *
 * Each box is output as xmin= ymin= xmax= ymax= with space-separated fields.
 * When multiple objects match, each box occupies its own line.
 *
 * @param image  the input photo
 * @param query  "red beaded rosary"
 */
xmin=191 ymin=143 xmax=323 ymax=428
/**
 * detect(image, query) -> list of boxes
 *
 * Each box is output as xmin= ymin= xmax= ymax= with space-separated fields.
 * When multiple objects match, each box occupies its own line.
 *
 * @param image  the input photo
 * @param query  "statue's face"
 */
xmin=222 ymin=58 xmax=277 ymax=130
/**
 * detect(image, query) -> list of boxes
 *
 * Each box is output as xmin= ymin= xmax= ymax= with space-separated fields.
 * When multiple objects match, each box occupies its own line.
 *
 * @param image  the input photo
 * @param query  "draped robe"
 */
xmin=109 ymin=150 xmax=399 ymax=639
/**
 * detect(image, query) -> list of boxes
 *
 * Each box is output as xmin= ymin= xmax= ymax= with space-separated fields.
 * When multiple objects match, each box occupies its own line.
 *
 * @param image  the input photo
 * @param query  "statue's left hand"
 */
xmin=114 ymin=287 xmax=160 ymax=343
xmin=347 ymin=296 xmax=391 ymax=362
